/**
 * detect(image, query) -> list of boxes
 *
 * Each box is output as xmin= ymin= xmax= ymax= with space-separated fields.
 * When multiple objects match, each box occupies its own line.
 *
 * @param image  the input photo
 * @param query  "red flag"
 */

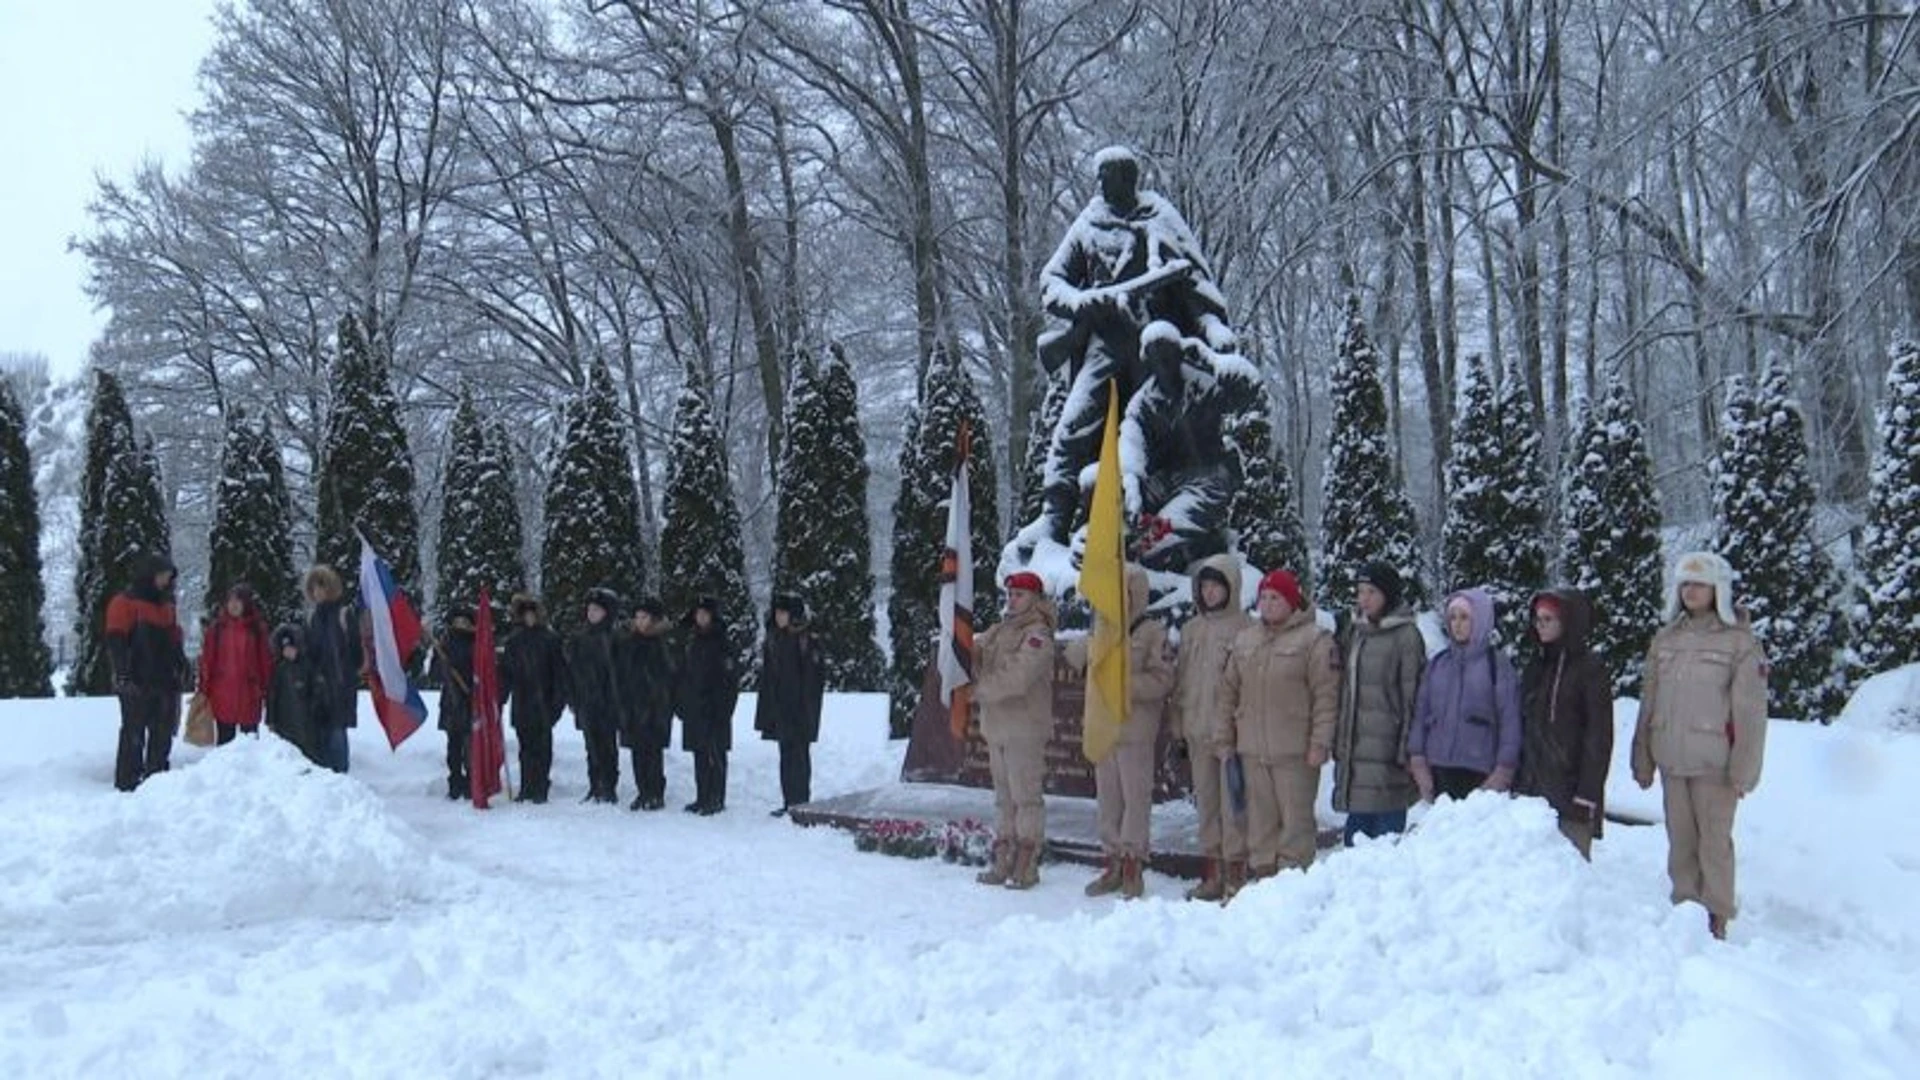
xmin=470 ymin=586 xmax=507 ymax=808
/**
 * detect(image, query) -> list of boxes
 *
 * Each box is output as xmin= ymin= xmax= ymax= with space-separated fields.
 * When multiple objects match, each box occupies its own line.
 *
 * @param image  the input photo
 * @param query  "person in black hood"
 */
xmin=501 ymin=594 xmax=567 ymax=803
xmin=104 ymin=553 xmax=188 ymax=791
xmin=678 ymin=596 xmax=739 ymax=815
xmin=616 ymin=597 xmax=676 ymax=810
xmin=568 ymin=588 xmax=624 ymax=804
xmin=755 ymin=594 xmax=825 ymax=816
xmin=431 ymin=606 xmax=478 ymax=800
xmin=1517 ymin=589 xmax=1614 ymax=859
xmin=266 ymin=623 xmax=323 ymax=766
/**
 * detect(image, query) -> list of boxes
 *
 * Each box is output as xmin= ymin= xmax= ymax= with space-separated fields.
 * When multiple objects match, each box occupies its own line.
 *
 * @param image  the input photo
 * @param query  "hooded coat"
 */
xmin=1517 ymin=590 xmax=1613 ymax=827
xmin=197 ymin=588 xmax=273 ymax=727
xmin=1063 ymin=565 xmax=1176 ymax=746
xmin=1332 ymin=600 xmax=1425 ymax=815
xmin=1408 ymin=588 xmax=1523 ymax=777
xmin=502 ymin=598 xmax=568 ymax=731
xmin=105 ymin=554 xmax=187 ymax=694
xmin=266 ymin=624 xmax=321 ymax=762
xmin=756 ymin=606 xmax=826 ymax=744
xmin=616 ymin=621 xmax=676 ymax=749
xmin=1172 ymin=553 xmax=1253 ymax=756
xmin=678 ymin=607 xmax=740 ymax=753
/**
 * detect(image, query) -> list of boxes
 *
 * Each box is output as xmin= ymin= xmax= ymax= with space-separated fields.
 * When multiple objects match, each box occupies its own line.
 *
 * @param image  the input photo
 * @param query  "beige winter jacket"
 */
xmin=1172 ymin=554 xmax=1254 ymax=754
xmin=1064 ymin=565 xmax=1177 ymax=746
xmin=1218 ymin=608 xmax=1339 ymax=766
xmin=974 ymin=597 xmax=1059 ymax=745
xmin=1632 ymin=613 xmax=1769 ymax=793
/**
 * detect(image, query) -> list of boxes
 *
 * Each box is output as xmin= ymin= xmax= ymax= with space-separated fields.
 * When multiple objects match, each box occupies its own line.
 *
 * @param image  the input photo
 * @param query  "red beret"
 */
xmin=1004 ymin=571 xmax=1044 ymax=595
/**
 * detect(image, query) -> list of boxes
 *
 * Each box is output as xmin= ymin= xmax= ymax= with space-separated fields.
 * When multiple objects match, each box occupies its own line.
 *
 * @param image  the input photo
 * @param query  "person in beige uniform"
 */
xmin=1632 ymin=551 xmax=1768 ymax=941
xmin=973 ymin=571 xmax=1059 ymax=890
xmin=1067 ymin=563 xmax=1176 ymax=900
xmin=1218 ymin=569 xmax=1338 ymax=879
xmin=1171 ymin=554 xmax=1254 ymax=901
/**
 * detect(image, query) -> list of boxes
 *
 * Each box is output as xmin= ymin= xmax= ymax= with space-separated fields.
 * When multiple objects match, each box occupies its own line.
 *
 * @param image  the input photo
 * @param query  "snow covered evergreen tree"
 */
xmin=436 ymin=386 xmax=525 ymax=636
xmin=541 ymin=360 xmax=645 ymax=638
xmin=1713 ymin=368 xmax=1850 ymax=722
xmin=1226 ymin=399 xmax=1310 ymax=583
xmin=888 ymin=345 xmax=1000 ymax=736
xmin=1441 ymin=354 xmax=1549 ymax=646
xmin=1319 ymin=295 xmax=1425 ymax=614
xmin=1561 ymin=378 xmax=1665 ymax=696
xmin=69 ymin=370 xmax=172 ymax=695
xmin=0 ymin=378 xmax=54 ymax=697
xmin=658 ymin=360 xmax=755 ymax=675
xmin=204 ymin=408 xmax=299 ymax=628
xmin=1015 ymin=371 xmax=1068 ymax=532
xmin=773 ymin=347 xmax=885 ymax=691
xmin=1859 ymin=340 xmax=1920 ymax=675
xmin=314 ymin=315 xmax=419 ymax=598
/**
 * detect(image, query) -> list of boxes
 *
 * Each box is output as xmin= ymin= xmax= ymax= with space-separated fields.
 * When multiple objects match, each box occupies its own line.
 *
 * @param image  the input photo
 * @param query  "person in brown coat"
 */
xmin=1171 ymin=553 xmax=1253 ymax=901
xmin=1218 ymin=569 xmax=1338 ymax=880
xmin=1332 ymin=561 xmax=1425 ymax=844
xmin=1516 ymin=589 xmax=1614 ymax=860
xmin=1632 ymin=551 xmax=1768 ymax=941
xmin=972 ymin=570 xmax=1058 ymax=890
xmin=1067 ymin=563 xmax=1176 ymax=900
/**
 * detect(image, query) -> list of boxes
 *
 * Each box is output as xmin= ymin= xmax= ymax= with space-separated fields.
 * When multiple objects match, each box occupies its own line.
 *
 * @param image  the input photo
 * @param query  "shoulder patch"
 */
xmin=1025 ymin=635 xmax=1046 ymax=649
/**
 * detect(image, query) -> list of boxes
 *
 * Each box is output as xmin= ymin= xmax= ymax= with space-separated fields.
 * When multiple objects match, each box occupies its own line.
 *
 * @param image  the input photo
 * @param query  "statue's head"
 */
xmin=1093 ymin=146 xmax=1141 ymax=211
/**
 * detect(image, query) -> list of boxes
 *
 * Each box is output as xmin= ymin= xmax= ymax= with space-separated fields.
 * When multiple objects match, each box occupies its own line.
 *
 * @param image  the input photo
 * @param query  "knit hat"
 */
xmin=1667 ymin=551 xmax=1737 ymax=624
xmin=445 ymin=603 xmax=476 ymax=628
xmin=1004 ymin=571 xmax=1044 ymax=595
xmin=584 ymin=587 xmax=622 ymax=617
xmin=1356 ymin=560 xmax=1405 ymax=611
xmin=1257 ymin=569 xmax=1305 ymax=612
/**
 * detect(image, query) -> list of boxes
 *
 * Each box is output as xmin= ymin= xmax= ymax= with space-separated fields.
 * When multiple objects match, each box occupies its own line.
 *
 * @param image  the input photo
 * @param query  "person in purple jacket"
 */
xmin=1407 ymin=587 xmax=1522 ymax=802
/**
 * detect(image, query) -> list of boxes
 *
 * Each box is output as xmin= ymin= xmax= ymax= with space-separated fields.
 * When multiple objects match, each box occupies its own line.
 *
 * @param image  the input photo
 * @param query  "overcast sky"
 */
xmin=0 ymin=1 xmax=218 ymax=378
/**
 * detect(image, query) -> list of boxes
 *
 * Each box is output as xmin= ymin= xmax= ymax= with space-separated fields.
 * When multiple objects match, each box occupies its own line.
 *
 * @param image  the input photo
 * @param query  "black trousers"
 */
xmin=516 ymin=721 xmax=553 ymax=799
xmin=778 ymin=739 xmax=812 ymax=808
xmin=630 ymin=744 xmax=665 ymax=802
xmin=1433 ymin=766 xmax=1488 ymax=802
xmin=585 ymin=728 xmax=621 ymax=798
xmin=445 ymin=728 xmax=469 ymax=794
xmin=692 ymin=748 xmax=729 ymax=810
xmin=115 ymin=689 xmax=177 ymax=791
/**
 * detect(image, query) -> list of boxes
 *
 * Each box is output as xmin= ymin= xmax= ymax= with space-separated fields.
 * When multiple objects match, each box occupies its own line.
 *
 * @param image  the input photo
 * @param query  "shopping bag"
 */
xmin=183 ymin=692 xmax=217 ymax=747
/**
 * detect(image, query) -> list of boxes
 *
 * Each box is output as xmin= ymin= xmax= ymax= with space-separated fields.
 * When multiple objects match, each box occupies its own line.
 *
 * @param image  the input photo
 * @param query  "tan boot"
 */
xmin=1708 ymin=912 xmax=1729 ymax=941
xmin=975 ymin=840 xmax=1013 ymax=886
xmin=1119 ymin=855 xmax=1145 ymax=900
xmin=1221 ymin=860 xmax=1249 ymax=903
xmin=1005 ymin=841 xmax=1041 ymax=890
xmin=1185 ymin=858 xmax=1225 ymax=902
xmin=1084 ymin=857 xmax=1123 ymax=898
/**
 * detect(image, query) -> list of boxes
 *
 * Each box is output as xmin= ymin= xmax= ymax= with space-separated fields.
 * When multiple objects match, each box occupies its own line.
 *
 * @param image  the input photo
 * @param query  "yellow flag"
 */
xmin=1079 ymin=383 xmax=1129 ymax=764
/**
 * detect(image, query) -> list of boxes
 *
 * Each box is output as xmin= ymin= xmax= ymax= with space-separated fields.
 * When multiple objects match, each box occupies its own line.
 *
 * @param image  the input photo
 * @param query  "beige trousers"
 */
xmin=988 ymin=738 xmax=1047 ymax=844
xmin=1095 ymin=737 xmax=1156 ymax=858
xmin=1245 ymin=760 xmax=1320 ymax=872
xmin=1192 ymin=752 xmax=1248 ymax=862
xmin=1662 ymin=772 xmax=1740 ymax=919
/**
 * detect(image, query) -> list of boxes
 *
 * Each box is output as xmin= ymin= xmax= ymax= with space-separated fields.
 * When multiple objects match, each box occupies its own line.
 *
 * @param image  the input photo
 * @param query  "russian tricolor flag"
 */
xmin=358 ymin=536 xmax=428 ymax=749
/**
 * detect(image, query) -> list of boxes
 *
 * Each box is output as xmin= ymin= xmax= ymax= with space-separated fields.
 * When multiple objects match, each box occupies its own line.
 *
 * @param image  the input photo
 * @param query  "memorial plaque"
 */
xmin=900 ymin=644 xmax=1184 ymax=802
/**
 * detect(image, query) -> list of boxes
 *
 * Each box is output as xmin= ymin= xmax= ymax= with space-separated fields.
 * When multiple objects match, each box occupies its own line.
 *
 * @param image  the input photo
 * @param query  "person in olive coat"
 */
xmin=754 ymin=594 xmax=826 ymax=816
xmin=567 ymin=588 xmax=624 ymax=805
xmin=616 ymin=597 xmax=676 ymax=811
xmin=501 ymin=594 xmax=568 ymax=804
xmin=678 ymin=596 xmax=740 ymax=816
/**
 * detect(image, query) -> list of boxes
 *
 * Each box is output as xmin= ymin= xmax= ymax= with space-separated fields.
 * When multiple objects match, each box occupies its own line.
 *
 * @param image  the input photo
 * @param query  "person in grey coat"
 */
xmin=1332 ymin=560 xmax=1425 ymax=845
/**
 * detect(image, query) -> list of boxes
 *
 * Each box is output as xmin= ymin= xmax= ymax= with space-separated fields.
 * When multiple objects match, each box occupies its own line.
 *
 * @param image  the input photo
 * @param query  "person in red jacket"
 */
xmin=198 ymin=584 xmax=275 ymax=744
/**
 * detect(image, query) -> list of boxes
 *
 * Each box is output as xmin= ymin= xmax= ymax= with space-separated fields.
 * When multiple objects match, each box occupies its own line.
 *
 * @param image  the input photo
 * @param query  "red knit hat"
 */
xmin=1258 ymin=569 xmax=1304 ymax=611
xmin=1004 ymin=571 xmax=1044 ymax=595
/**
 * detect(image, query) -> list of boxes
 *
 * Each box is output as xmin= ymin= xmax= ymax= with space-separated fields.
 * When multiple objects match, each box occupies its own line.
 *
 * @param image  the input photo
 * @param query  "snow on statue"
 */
xmin=1007 ymin=146 xmax=1262 ymax=590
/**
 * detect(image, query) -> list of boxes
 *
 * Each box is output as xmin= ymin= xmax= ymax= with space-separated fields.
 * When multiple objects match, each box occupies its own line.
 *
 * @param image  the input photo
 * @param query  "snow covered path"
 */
xmin=2 ymin=694 xmax=1916 ymax=1078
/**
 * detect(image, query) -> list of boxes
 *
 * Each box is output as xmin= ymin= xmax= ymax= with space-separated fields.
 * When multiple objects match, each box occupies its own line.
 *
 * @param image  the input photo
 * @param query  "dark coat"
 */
xmin=1517 ymin=590 xmax=1614 ymax=833
xmin=755 ymin=623 xmax=825 ymax=744
xmin=566 ymin=621 xmax=621 ymax=734
xmin=501 ymin=623 xmax=567 ymax=730
xmin=432 ymin=628 xmax=476 ymax=733
xmin=104 ymin=555 xmax=187 ymax=694
xmin=304 ymin=599 xmax=362 ymax=729
xmin=1332 ymin=607 xmax=1425 ymax=814
xmin=615 ymin=628 xmax=676 ymax=749
xmin=266 ymin=654 xmax=323 ymax=765
xmin=678 ymin=621 xmax=739 ymax=753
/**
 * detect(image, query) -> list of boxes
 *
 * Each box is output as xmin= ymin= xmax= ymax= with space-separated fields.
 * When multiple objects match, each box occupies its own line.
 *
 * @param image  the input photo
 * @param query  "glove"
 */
xmin=1408 ymin=755 xmax=1434 ymax=802
xmin=1633 ymin=767 xmax=1653 ymax=791
xmin=1483 ymin=766 xmax=1514 ymax=793
xmin=1305 ymin=745 xmax=1329 ymax=769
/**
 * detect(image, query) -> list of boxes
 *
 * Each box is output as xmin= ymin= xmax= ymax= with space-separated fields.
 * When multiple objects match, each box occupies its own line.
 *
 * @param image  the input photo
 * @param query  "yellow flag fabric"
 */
xmin=1079 ymin=383 xmax=1129 ymax=765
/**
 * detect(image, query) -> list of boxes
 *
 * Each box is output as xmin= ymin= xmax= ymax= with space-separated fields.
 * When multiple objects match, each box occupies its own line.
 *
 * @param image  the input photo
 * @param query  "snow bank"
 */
xmin=1836 ymin=664 xmax=1920 ymax=734
xmin=0 ymin=737 xmax=454 ymax=947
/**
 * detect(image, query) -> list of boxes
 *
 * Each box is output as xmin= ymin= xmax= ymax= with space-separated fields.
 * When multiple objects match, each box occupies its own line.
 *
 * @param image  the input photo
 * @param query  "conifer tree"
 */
xmin=541 ymin=360 xmax=646 ymax=638
xmin=205 ymin=408 xmax=300 ymax=628
xmin=773 ymin=347 xmax=886 ymax=690
xmin=0 ymin=379 xmax=54 ymax=697
xmin=1441 ymin=354 xmax=1549 ymax=646
xmin=1015 ymin=371 xmax=1068 ymax=531
xmin=1226 ymin=399 xmax=1310 ymax=584
xmin=70 ymin=370 xmax=165 ymax=695
xmin=437 ymin=386 xmax=526 ymax=636
xmin=1713 ymin=368 xmax=1850 ymax=722
xmin=888 ymin=346 xmax=1000 ymax=735
xmin=1319 ymin=296 xmax=1425 ymax=614
xmin=314 ymin=315 xmax=419 ymax=598
xmin=658 ymin=360 xmax=755 ymax=674
xmin=1561 ymin=378 xmax=1666 ymax=696
xmin=1860 ymin=340 xmax=1920 ymax=675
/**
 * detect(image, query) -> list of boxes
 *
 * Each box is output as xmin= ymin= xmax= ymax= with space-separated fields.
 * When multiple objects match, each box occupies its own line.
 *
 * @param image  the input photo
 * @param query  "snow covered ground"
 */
xmin=2 ymin=688 xmax=1916 ymax=1078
